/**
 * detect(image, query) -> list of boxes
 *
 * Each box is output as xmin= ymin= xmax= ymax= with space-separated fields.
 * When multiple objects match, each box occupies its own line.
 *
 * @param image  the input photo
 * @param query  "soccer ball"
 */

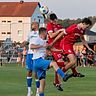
xmin=40 ymin=6 xmax=49 ymax=14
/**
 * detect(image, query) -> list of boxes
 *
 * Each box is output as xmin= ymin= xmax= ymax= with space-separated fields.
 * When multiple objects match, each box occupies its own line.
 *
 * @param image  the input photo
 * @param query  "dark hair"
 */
xmin=49 ymin=13 xmax=57 ymax=20
xmin=39 ymin=27 xmax=46 ymax=34
xmin=81 ymin=18 xmax=92 ymax=26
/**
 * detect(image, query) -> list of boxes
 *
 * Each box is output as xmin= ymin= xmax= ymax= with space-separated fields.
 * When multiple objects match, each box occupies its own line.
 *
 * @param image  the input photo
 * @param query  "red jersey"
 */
xmin=60 ymin=24 xmax=85 ymax=55
xmin=47 ymin=22 xmax=63 ymax=49
xmin=63 ymin=24 xmax=85 ymax=44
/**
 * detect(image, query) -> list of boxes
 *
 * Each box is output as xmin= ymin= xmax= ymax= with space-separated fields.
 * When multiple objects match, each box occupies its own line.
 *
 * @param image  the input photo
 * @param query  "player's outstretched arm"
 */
xmin=80 ymin=35 xmax=95 ymax=54
xmin=50 ymin=31 xmax=65 ymax=46
xmin=48 ymin=28 xmax=65 ymax=38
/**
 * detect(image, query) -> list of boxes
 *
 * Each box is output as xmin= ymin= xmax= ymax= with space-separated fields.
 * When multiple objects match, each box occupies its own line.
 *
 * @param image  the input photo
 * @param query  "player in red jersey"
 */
xmin=47 ymin=13 xmax=66 ymax=91
xmin=51 ymin=18 xmax=94 ymax=75
xmin=47 ymin=13 xmax=85 ymax=91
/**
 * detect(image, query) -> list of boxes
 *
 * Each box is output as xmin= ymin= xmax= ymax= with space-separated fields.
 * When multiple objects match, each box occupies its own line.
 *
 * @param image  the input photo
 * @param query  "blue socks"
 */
xmin=57 ymin=68 xmax=65 ymax=78
xmin=39 ymin=93 xmax=44 ymax=96
xmin=35 ymin=79 xmax=40 ymax=88
xmin=27 ymin=77 xmax=32 ymax=87
xmin=27 ymin=77 xmax=40 ymax=90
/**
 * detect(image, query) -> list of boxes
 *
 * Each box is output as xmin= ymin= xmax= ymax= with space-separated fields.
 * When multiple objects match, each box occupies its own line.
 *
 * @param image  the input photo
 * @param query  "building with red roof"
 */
xmin=0 ymin=1 xmax=44 ymax=42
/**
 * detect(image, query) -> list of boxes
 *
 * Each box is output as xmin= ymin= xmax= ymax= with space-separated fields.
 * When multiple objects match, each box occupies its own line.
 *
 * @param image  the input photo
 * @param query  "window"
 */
xmin=2 ymin=20 xmax=6 ymax=23
xmin=18 ymin=20 xmax=22 ymax=23
xmin=1 ymin=32 xmax=6 ymax=36
xmin=2 ymin=32 xmax=6 ymax=34
xmin=7 ymin=21 xmax=11 ymax=23
xmin=7 ymin=32 xmax=11 ymax=34
xmin=18 ymin=30 xmax=23 ymax=36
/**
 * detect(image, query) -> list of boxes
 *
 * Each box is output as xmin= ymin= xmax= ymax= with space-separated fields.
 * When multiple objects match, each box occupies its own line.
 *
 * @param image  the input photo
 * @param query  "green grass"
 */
xmin=0 ymin=63 xmax=96 ymax=96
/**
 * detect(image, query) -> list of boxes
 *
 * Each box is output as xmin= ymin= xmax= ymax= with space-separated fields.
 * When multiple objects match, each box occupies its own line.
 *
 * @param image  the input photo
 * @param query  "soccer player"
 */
xmin=31 ymin=27 xmax=69 ymax=96
xmin=26 ymin=22 xmax=40 ymax=96
xmin=51 ymin=18 xmax=94 ymax=74
xmin=47 ymin=13 xmax=84 ymax=91
xmin=47 ymin=13 xmax=67 ymax=91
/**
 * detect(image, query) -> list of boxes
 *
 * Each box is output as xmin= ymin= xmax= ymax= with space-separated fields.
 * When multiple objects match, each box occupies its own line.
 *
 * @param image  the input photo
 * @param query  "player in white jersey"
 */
xmin=31 ymin=27 xmax=70 ymax=96
xmin=26 ymin=22 xmax=40 ymax=96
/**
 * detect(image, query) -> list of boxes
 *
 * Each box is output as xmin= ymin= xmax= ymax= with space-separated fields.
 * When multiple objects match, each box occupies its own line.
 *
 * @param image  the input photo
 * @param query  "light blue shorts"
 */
xmin=33 ymin=57 xmax=51 ymax=79
xmin=26 ymin=54 xmax=33 ymax=71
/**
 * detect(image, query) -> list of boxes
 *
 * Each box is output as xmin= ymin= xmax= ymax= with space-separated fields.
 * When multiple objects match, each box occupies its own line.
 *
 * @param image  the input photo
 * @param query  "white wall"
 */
xmin=0 ymin=17 xmax=31 ymax=42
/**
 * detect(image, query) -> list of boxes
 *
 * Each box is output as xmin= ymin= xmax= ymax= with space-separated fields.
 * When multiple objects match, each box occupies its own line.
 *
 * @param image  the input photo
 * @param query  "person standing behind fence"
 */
xmin=81 ymin=47 xmax=87 ymax=67
xmin=0 ymin=51 xmax=2 ymax=66
xmin=87 ymin=52 xmax=94 ymax=67
xmin=22 ymin=47 xmax=27 ymax=67
xmin=17 ymin=52 xmax=22 ymax=66
xmin=76 ymin=50 xmax=81 ymax=66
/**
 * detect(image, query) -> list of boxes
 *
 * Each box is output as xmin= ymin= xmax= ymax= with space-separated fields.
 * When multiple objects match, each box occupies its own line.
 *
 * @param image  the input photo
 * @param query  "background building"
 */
xmin=0 ymin=1 xmax=44 ymax=42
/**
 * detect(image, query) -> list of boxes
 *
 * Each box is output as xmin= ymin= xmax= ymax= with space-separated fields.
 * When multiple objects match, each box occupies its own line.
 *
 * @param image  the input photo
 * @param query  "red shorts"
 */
xmin=60 ymin=41 xmax=75 ymax=55
xmin=52 ymin=51 xmax=65 ymax=67
xmin=52 ymin=51 xmax=62 ymax=61
xmin=57 ymin=62 xmax=65 ymax=67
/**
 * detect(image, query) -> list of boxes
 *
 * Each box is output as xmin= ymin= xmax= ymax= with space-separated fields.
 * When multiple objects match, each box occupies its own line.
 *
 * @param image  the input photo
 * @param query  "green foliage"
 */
xmin=58 ymin=16 xmax=96 ymax=28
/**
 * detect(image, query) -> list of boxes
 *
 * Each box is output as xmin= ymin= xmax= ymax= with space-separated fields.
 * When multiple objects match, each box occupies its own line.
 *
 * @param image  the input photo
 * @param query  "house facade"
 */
xmin=0 ymin=2 xmax=44 ymax=42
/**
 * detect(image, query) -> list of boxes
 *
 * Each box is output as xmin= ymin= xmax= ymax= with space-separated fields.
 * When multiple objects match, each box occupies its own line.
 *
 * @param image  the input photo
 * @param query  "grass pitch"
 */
xmin=0 ymin=63 xmax=96 ymax=96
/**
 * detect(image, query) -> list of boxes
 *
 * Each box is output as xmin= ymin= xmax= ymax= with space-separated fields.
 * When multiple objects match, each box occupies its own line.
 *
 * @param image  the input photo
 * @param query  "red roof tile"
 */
xmin=0 ymin=2 xmax=39 ymax=17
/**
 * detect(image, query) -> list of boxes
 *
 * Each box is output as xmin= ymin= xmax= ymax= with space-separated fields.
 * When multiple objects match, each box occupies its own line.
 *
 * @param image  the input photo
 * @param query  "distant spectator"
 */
xmin=7 ymin=51 xmax=11 ymax=63
xmin=81 ymin=47 xmax=87 ymax=67
xmin=87 ymin=52 xmax=94 ymax=66
xmin=76 ymin=50 xmax=81 ymax=66
xmin=17 ymin=52 xmax=22 ymax=66
xmin=0 ymin=51 xmax=2 ymax=66
xmin=22 ymin=47 xmax=27 ymax=67
xmin=93 ymin=53 xmax=96 ymax=66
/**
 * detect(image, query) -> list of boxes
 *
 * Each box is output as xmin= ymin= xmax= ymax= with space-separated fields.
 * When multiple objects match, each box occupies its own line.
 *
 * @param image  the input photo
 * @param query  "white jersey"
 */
xmin=32 ymin=37 xmax=47 ymax=59
xmin=27 ymin=31 xmax=39 ymax=54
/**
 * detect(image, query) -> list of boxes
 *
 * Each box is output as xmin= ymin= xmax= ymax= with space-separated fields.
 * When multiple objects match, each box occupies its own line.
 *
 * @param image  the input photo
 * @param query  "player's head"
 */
xmin=49 ymin=13 xmax=58 ymax=24
xmin=80 ymin=18 xmax=92 ymax=30
xmin=39 ymin=27 xmax=47 ymax=40
xmin=31 ymin=22 xmax=39 ymax=31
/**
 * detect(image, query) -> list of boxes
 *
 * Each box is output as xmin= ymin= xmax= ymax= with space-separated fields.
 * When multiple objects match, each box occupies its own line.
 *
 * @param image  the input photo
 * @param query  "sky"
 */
xmin=0 ymin=0 xmax=96 ymax=19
